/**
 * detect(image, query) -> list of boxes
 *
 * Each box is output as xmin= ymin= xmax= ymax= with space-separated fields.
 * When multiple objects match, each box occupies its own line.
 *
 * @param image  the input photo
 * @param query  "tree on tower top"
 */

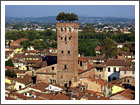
xmin=56 ymin=12 xmax=78 ymax=22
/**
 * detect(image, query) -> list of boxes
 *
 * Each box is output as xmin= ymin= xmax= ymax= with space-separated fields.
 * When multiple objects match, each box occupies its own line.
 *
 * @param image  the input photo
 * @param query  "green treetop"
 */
xmin=56 ymin=12 xmax=78 ymax=22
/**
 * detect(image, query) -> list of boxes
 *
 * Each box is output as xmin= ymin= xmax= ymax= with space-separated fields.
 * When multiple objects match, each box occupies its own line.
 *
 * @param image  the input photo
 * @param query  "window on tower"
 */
xmin=68 ymin=51 xmax=70 ymax=54
xmin=69 ymin=28 xmax=71 ymax=32
xmin=64 ymin=64 xmax=67 ymax=69
xmin=61 ymin=27 xmax=63 ymax=32
xmin=61 ymin=50 xmax=64 ymax=54
xmin=65 ymin=27 xmax=67 ymax=31
xmin=65 ymin=37 xmax=67 ymax=41
xmin=69 ymin=37 xmax=71 ymax=40
xmin=61 ymin=37 xmax=63 ymax=40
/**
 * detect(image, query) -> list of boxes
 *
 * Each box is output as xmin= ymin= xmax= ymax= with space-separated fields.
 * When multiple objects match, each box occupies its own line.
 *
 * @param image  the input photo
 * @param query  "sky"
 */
xmin=5 ymin=5 xmax=135 ymax=19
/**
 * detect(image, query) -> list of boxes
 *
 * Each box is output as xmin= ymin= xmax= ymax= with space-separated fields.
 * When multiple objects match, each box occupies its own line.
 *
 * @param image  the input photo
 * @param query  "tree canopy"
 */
xmin=5 ymin=70 xmax=17 ymax=78
xmin=5 ymin=59 xmax=14 ymax=67
xmin=56 ymin=12 xmax=78 ymax=22
xmin=100 ymin=38 xmax=118 ymax=58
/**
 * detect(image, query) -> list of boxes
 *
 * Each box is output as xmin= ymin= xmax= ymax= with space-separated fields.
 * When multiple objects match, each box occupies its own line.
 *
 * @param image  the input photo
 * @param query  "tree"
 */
xmin=100 ymin=38 xmax=118 ymax=58
xmin=79 ymin=39 xmax=98 ymax=56
xmin=56 ymin=12 xmax=79 ymax=22
xmin=20 ymin=40 xmax=32 ymax=50
xmin=5 ymin=70 xmax=17 ymax=78
xmin=5 ymin=59 xmax=14 ymax=67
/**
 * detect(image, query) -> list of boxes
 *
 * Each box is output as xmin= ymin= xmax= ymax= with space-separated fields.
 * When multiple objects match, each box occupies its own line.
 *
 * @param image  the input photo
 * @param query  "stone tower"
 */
xmin=56 ymin=23 xmax=79 ymax=86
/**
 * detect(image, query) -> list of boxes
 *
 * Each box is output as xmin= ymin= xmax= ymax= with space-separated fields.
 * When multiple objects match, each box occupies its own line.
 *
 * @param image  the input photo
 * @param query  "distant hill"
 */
xmin=6 ymin=16 xmax=135 ymax=24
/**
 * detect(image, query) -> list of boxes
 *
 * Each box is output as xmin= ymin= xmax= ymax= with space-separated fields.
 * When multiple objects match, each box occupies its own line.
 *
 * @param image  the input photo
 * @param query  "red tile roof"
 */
xmin=88 ymin=77 xmax=106 ymax=86
xmin=95 ymin=46 xmax=102 ymax=51
xmin=78 ymin=57 xmax=88 ymax=62
xmin=106 ymin=59 xmax=131 ymax=66
xmin=15 ymin=74 xmax=33 ymax=85
xmin=5 ymin=66 xmax=14 ymax=70
xmin=31 ymin=82 xmax=49 ymax=91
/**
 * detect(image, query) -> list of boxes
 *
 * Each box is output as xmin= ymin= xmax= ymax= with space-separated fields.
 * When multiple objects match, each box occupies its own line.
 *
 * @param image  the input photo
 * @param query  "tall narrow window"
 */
xmin=108 ymin=68 xmax=110 ymax=72
xmin=61 ymin=51 xmax=64 ymax=54
xmin=80 ymin=61 xmax=82 ymax=67
xmin=64 ymin=64 xmax=67 ymax=69
xmin=61 ymin=27 xmax=63 ymax=32
xmin=69 ymin=28 xmax=71 ymax=32
xmin=124 ymin=71 xmax=126 ymax=74
xmin=65 ymin=37 xmax=67 ymax=41
xmin=68 ymin=51 xmax=70 ymax=54
xmin=114 ymin=68 xmax=116 ymax=72
xmin=65 ymin=27 xmax=67 ymax=31
xmin=61 ymin=37 xmax=63 ymax=40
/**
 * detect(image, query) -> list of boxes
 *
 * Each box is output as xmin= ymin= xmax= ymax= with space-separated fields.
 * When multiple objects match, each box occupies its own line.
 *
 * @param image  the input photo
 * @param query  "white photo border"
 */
xmin=1 ymin=1 xmax=139 ymax=104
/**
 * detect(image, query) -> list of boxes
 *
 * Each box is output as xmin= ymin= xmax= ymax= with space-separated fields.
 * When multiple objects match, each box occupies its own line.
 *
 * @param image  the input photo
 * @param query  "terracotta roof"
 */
xmin=119 ymin=89 xmax=135 ymax=100
xmin=52 ymin=93 xmax=69 ymax=100
xmin=95 ymin=46 xmax=102 ymax=51
xmin=31 ymin=82 xmax=49 ymax=91
xmin=38 ymin=93 xmax=54 ymax=100
xmin=30 ymin=97 xmax=46 ymax=100
xmin=95 ymin=63 xmax=106 ymax=68
xmin=88 ymin=77 xmax=106 ymax=86
xmin=78 ymin=69 xmax=84 ymax=73
xmin=5 ymin=97 xmax=16 ymax=100
xmin=111 ymin=89 xmax=135 ymax=100
xmin=25 ymin=60 xmax=42 ymax=64
xmin=78 ymin=57 xmax=88 ymax=62
xmin=86 ymin=55 xmax=105 ymax=60
xmin=14 ymin=93 xmax=28 ymax=99
xmin=25 ymin=90 xmax=41 ymax=96
xmin=111 ymin=76 xmax=134 ymax=85
xmin=15 ymin=74 xmax=33 ymax=85
xmin=5 ymin=66 xmax=14 ymax=70
xmin=87 ymin=63 xmax=95 ymax=70
xmin=14 ymin=70 xmax=26 ymax=74
xmin=24 ymin=50 xmax=41 ymax=53
xmin=106 ymin=59 xmax=131 ymax=66
xmin=5 ymin=51 xmax=13 ymax=55
xmin=5 ymin=83 xmax=15 ymax=88
xmin=23 ymin=55 xmax=41 ymax=58
xmin=120 ymin=66 xmax=135 ymax=71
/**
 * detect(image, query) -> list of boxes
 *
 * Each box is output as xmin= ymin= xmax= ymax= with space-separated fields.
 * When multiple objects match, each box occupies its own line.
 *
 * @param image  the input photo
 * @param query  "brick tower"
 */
xmin=56 ymin=23 xmax=79 ymax=86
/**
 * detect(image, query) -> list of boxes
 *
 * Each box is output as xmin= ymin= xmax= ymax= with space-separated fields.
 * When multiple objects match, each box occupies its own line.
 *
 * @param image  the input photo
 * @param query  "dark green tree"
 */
xmin=56 ymin=12 xmax=79 ymax=22
xmin=5 ymin=59 xmax=14 ymax=67
xmin=100 ymin=38 xmax=118 ymax=58
xmin=79 ymin=39 xmax=98 ymax=56
xmin=5 ymin=70 xmax=17 ymax=78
